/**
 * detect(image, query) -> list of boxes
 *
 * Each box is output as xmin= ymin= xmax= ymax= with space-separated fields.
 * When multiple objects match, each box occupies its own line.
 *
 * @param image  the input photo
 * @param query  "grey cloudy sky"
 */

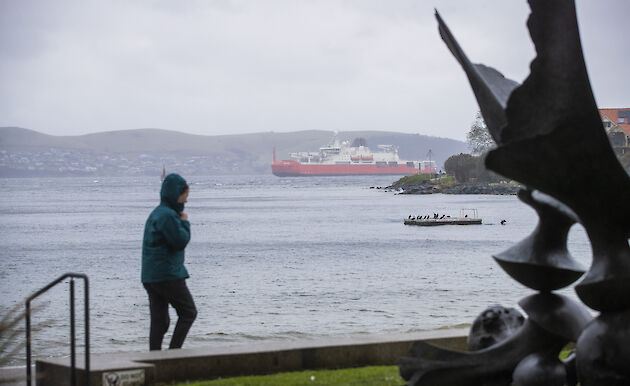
xmin=1 ymin=0 xmax=628 ymax=141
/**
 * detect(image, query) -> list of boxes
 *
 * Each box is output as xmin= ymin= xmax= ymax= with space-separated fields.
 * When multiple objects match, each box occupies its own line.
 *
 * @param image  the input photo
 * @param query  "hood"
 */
xmin=160 ymin=173 xmax=188 ymax=213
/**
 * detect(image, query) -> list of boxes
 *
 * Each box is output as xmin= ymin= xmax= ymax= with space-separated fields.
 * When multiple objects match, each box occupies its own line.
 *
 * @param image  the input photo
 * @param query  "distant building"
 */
xmin=600 ymin=108 xmax=630 ymax=154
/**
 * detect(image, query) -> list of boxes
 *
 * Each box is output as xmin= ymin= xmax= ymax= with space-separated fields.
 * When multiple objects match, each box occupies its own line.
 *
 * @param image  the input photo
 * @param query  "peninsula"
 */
xmin=387 ymin=174 xmax=520 ymax=195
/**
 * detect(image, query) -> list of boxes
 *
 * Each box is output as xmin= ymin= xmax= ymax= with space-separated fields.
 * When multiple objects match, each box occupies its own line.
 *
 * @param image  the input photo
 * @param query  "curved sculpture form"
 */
xmin=468 ymin=305 xmax=525 ymax=351
xmin=438 ymin=0 xmax=630 ymax=311
xmin=575 ymin=309 xmax=630 ymax=385
xmin=518 ymin=293 xmax=592 ymax=342
xmin=398 ymin=294 xmax=591 ymax=386
xmin=434 ymin=11 xmax=517 ymax=144
xmin=399 ymin=1 xmax=630 ymax=384
xmin=512 ymin=351 xmax=567 ymax=386
xmin=485 ymin=0 xmax=630 ymax=312
xmin=493 ymin=189 xmax=585 ymax=291
xmin=398 ymin=321 xmax=564 ymax=386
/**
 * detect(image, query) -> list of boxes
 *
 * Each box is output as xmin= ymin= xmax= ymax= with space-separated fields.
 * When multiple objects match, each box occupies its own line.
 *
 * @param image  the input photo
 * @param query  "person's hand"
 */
xmin=180 ymin=212 xmax=188 ymax=221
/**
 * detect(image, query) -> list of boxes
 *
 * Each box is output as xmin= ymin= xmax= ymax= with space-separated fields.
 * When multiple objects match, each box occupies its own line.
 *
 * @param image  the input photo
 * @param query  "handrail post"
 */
xmin=84 ymin=276 xmax=90 ymax=386
xmin=24 ymin=273 xmax=89 ymax=386
xmin=70 ymin=279 xmax=76 ymax=386
xmin=26 ymin=301 xmax=31 ymax=386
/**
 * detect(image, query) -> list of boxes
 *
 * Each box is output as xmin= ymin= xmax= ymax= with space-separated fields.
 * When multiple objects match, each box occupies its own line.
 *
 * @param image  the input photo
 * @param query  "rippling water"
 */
xmin=0 ymin=175 xmax=592 ymax=365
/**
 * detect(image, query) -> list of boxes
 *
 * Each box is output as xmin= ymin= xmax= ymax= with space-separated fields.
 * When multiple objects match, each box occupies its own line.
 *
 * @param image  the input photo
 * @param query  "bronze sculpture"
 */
xmin=398 ymin=1 xmax=630 ymax=384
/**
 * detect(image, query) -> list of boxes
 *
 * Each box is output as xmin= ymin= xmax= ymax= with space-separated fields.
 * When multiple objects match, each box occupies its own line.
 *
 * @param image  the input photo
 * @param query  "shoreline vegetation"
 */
xmin=385 ymin=174 xmax=521 ymax=195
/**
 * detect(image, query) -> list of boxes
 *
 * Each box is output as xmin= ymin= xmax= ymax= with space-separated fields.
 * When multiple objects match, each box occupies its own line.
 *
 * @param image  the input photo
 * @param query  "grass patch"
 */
xmin=166 ymin=346 xmax=575 ymax=386
xmin=559 ymin=344 xmax=575 ymax=360
xmin=436 ymin=174 xmax=456 ymax=185
xmin=396 ymin=173 xmax=433 ymax=185
xmin=167 ymin=366 xmax=404 ymax=386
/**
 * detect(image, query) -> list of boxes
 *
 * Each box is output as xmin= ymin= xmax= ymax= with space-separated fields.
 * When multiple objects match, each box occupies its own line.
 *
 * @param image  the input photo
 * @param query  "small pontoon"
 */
xmin=404 ymin=209 xmax=482 ymax=226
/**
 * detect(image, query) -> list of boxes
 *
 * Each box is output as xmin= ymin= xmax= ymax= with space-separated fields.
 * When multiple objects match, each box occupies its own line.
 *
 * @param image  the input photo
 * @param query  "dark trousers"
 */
xmin=143 ymin=279 xmax=197 ymax=350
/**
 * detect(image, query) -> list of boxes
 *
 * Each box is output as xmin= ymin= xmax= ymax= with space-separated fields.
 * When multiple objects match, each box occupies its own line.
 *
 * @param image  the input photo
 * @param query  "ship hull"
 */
xmin=271 ymin=160 xmax=433 ymax=176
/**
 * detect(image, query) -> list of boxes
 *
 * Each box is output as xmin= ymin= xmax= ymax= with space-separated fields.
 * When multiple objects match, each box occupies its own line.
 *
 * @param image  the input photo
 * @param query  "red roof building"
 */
xmin=599 ymin=108 xmax=630 ymax=154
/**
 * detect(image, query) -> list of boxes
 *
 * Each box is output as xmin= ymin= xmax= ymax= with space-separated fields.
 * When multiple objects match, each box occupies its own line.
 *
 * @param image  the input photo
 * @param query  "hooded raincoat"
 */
xmin=142 ymin=173 xmax=191 ymax=283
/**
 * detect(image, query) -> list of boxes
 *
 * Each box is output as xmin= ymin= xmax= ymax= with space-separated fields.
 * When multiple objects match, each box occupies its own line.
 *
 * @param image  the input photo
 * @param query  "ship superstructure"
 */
xmin=271 ymin=137 xmax=438 ymax=176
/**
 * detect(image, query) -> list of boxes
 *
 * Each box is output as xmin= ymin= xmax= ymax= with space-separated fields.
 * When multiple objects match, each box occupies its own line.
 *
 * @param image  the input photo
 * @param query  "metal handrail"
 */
xmin=25 ymin=273 xmax=90 ymax=386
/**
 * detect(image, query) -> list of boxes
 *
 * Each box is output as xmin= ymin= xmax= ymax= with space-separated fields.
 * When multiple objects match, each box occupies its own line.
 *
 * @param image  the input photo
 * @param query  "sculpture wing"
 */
xmin=435 ymin=10 xmax=519 ymax=144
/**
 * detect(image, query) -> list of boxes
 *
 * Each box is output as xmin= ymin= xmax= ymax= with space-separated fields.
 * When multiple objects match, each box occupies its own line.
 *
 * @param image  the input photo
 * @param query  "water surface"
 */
xmin=0 ymin=175 xmax=591 ymax=365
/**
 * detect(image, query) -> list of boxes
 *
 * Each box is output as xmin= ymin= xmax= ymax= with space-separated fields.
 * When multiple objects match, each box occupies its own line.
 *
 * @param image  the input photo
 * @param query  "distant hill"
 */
xmin=0 ymin=127 xmax=467 ymax=177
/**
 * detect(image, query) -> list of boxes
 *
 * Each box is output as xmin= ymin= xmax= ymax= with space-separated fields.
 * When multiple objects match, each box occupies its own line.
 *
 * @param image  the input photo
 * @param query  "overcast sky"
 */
xmin=1 ymin=0 xmax=628 ymax=141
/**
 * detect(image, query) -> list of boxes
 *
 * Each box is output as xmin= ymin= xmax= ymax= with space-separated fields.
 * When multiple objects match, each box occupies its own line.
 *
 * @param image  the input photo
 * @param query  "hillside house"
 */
xmin=600 ymin=108 xmax=630 ymax=154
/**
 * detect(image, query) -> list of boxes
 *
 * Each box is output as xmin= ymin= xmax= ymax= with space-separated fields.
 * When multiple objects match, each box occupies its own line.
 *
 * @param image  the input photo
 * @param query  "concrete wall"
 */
xmin=35 ymin=328 xmax=469 ymax=385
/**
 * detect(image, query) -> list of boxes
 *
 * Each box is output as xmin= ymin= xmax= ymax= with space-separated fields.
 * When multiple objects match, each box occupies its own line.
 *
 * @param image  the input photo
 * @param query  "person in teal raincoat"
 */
xmin=142 ymin=173 xmax=197 ymax=350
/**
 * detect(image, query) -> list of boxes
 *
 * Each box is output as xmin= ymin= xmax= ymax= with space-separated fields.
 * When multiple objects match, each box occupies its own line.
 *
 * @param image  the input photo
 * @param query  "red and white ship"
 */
xmin=271 ymin=137 xmax=438 ymax=177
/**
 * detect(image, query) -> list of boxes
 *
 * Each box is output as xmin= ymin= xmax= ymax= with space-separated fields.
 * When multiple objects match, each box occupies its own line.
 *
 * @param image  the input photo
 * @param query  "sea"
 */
xmin=0 ymin=175 xmax=592 ymax=366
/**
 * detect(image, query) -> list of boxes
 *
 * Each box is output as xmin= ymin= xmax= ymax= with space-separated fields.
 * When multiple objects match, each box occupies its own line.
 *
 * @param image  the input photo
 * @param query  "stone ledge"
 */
xmin=34 ymin=328 xmax=469 ymax=385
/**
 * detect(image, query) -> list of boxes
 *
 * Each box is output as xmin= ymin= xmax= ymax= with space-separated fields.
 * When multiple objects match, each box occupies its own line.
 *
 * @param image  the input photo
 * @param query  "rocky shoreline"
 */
xmin=387 ymin=180 xmax=521 ymax=195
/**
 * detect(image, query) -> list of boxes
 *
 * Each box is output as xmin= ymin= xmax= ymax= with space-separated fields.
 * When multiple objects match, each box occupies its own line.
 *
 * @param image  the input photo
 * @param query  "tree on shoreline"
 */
xmin=442 ymin=112 xmax=507 ymax=183
xmin=466 ymin=112 xmax=495 ymax=155
xmin=444 ymin=153 xmax=477 ymax=182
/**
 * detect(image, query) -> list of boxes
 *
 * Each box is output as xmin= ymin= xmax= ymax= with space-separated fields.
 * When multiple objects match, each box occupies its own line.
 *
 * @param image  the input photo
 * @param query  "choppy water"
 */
xmin=0 ymin=175 xmax=592 ymax=366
